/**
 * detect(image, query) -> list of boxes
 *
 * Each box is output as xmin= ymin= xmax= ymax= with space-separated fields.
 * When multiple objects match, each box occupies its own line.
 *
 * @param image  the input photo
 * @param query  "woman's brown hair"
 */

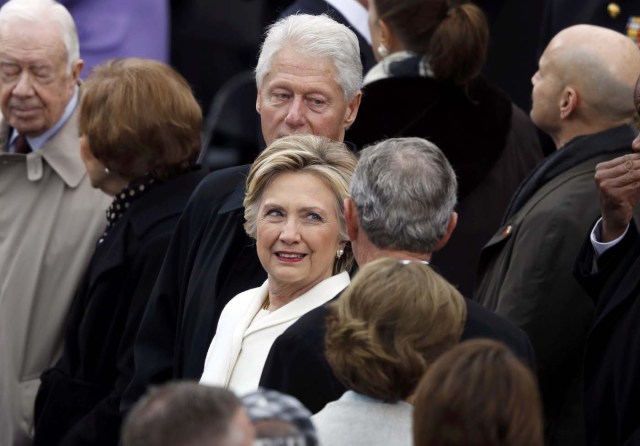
xmin=325 ymin=257 xmax=466 ymax=400
xmin=413 ymin=339 xmax=544 ymax=446
xmin=374 ymin=0 xmax=488 ymax=84
xmin=79 ymin=58 xmax=202 ymax=181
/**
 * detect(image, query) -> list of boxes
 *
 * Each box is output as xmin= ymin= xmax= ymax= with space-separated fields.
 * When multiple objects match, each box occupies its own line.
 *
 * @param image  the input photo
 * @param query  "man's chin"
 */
xmin=9 ymin=118 xmax=45 ymax=138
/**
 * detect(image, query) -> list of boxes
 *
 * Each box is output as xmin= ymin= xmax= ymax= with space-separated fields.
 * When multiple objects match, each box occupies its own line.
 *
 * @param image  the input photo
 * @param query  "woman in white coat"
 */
xmin=200 ymin=134 xmax=357 ymax=395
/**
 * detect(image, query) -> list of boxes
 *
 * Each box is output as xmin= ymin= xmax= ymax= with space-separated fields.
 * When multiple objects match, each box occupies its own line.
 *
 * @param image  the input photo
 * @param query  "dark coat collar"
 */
xmin=502 ymin=125 xmax=637 ymax=223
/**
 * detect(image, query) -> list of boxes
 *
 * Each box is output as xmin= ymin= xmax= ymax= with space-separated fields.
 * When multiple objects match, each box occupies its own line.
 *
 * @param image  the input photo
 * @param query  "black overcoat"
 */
xmin=33 ymin=168 xmax=206 ymax=446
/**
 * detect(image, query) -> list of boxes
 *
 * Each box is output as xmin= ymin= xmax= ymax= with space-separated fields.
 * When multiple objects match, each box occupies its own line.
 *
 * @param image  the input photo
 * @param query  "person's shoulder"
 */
xmin=280 ymin=303 xmax=331 ymax=340
xmin=464 ymin=298 xmax=531 ymax=346
xmin=188 ymin=164 xmax=250 ymax=206
xmin=226 ymin=284 xmax=264 ymax=309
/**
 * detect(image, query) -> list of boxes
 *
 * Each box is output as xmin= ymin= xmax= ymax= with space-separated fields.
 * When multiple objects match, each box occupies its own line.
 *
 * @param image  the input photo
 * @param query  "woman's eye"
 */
xmin=306 ymin=212 xmax=322 ymax=222
xmin=266 ymin=209 xmax=283 ymax=217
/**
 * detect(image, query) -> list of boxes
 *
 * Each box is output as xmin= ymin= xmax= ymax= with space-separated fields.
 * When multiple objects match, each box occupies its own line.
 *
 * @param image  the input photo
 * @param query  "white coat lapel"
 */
xmin=244 ymin=272 xmax=350 ymax=337
xmin=224 ymin=282 xmax=269 ymax=385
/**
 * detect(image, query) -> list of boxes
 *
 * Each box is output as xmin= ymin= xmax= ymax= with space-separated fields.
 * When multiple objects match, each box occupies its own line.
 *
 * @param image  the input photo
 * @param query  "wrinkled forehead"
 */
xmin=0 ymin=19 xmax=66 ymax=62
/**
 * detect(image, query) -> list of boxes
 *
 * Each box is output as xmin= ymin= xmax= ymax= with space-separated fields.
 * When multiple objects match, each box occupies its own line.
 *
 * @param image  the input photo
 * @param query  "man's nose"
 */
xmin=284 ymin=96 xmax=305 ymax=127
xmin=13 ymin=72 xmax=34 ymax=97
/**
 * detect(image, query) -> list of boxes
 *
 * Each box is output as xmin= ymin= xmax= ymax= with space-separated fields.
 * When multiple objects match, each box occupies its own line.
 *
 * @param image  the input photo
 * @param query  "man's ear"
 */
xmin=344 ymin=90 xmax=362 ymax=129
xmin=344 ymin=198 xmax=359 ymax=242
xmin=71 ymin=59 xmax=84 ymax=83
xmin=559 ymin=86 xmax=578 ymax=120
xmin=256 ymin=89 xmax=262 ymax=114
xmin=433 ymin=212 xmax=458 ymax=252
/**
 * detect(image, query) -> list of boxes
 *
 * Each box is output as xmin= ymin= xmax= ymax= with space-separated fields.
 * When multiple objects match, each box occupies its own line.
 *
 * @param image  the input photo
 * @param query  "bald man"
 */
xmin=573 ymin=75 xmax=640 ymax=446
xmin=473 ymin=25 xmax=640 ymax=446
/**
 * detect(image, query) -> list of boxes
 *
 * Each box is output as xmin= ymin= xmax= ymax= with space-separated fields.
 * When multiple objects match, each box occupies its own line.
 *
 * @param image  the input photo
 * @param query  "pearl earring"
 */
xmin=377 ymin=43 xmax=389 ymax=58
xmin=336 ymin=248 xmax=345 ymax=259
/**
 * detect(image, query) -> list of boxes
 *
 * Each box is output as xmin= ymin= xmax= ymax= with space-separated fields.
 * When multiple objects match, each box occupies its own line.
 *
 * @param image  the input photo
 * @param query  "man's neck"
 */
xmin=355 ymin=242 xmax=432 ymax=266
xmin=554 ymin=119 xmax=632 ymax=150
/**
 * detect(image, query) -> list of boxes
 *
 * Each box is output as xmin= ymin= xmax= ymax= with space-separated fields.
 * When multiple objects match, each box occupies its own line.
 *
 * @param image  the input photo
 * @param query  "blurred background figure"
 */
xmin=122 ymin=382 xmax=254 ymax=446
xmin=32 ymin=58 xmax=206 ymax=445
xmin=345 ymin=0 xmax=542 ymax=296
xmin=413 ymin=339 xmax=544 ymax=446
xmin=199 ymin=135 xmax=356 ymax=395
xmin=313 ymin=258 xmax=467 ymax=446
xmin=243 ymin=389 xmax=317 ymax=446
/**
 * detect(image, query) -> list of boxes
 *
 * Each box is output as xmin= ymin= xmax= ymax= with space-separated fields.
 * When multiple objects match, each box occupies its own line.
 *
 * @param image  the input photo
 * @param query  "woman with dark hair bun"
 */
xmin=346 ymin=0 xmax=543 ymax=296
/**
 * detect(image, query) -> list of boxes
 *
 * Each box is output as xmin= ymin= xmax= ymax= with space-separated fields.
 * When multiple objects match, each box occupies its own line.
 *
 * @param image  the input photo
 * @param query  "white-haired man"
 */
xmin=123 ymin=13 xmax=362 ymax=409
xmin=0 ymin=0 xmax=110 ymax=444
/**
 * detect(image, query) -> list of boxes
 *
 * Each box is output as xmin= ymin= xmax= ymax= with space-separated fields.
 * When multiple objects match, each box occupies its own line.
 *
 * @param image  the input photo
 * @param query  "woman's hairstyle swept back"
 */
xmin=79 ymin=58 xmax=201 ymax=181
xmin=374 ymin=0 xmax=488 ymax=84
xmin=325 ymin=258 xmax=466 ymax=400
xmin=243 ymin=134 xmax=357 ymax=274
xmin=413 ymin=339 xmax=544 ymax=446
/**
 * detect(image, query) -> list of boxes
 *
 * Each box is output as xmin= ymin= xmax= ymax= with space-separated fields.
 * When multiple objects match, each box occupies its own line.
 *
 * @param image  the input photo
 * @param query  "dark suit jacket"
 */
xmin=260 ymin=293 xmax=535 ymax=414
xmin=575 ymin=223 xmax=640 ymax=446
xmin=281 ymin=0 xmax=376 ymax=73
xmin=122 ymin=165 xmax=268 ymax=409
xmin=32 ymin=168 xmax=206 ymax=446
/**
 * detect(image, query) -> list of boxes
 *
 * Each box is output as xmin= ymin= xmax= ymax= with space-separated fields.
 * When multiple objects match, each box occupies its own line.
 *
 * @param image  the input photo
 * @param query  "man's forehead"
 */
xmin=0 ymin=20 xmax=66 ymax=59
xmin=264 ymin=48 xmax=339 ymax=88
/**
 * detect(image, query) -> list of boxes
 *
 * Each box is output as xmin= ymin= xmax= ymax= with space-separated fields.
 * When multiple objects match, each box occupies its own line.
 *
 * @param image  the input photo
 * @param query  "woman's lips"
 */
xmin=275 ymin=252 xmax=307 ymax=262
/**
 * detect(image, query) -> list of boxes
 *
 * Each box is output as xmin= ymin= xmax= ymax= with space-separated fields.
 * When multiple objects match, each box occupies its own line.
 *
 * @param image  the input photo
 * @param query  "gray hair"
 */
xmin=0 ymin=0 xmax=80 ymax=69
xmin=255 ymin=14 xmax=363 ymax=100
xmin=350 ymin=137 xmax=458 ymax=254
xmin=122 ymin=382 xmax=247 ymax=446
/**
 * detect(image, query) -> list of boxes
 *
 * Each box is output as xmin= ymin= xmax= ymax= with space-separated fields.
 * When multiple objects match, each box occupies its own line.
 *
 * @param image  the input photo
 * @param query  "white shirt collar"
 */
xmin=325 ymin=0 xmax=371 ymax=44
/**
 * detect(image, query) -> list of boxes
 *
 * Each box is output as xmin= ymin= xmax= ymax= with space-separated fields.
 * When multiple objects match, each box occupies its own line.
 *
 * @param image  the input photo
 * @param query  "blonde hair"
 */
xmin=243 ymin=134 xmax=357 ymax=274
xmin=325 ymin=257 xmax=467 ymax=400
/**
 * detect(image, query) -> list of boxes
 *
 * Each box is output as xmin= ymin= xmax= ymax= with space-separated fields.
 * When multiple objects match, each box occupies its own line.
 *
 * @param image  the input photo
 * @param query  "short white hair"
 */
xmin=0 ymin=0 xmax=79 ymax=68
xmin=255 ymin=14 xmax=363 ymax=100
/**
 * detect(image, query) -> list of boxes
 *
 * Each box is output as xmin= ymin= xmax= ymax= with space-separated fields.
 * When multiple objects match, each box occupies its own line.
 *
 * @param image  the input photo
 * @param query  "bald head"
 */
xmin=531 ymin=25 xmax=640 ymax=146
